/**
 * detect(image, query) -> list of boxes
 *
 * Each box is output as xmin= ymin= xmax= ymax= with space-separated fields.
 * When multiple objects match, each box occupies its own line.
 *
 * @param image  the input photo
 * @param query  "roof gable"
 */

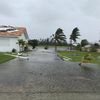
xmin=0 ymin=26 xmax=29 ymax=39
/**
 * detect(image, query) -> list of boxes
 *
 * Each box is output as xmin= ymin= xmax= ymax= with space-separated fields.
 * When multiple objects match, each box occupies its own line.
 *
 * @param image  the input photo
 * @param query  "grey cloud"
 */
xmin=80 ymin=0 xmax=100 ymax=18
xmin=0 ymin=0 xmax=100 ymax=42
xmin=0 ymin=1 xmax=15 ymax=17
xmin=25 ymin=0 xmax=100 ymax=41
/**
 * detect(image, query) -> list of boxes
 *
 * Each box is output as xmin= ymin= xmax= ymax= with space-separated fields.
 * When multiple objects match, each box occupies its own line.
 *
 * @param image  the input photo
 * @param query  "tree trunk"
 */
xmin=55 ymin=40 xmax=57 ymax=51
xmin=55 ymin=45 xmax=57 ymax=51
xmin=19 ymin=45 xmax=22 ymax=52
xmin=70 ymin=39 xmax=72 ymax=51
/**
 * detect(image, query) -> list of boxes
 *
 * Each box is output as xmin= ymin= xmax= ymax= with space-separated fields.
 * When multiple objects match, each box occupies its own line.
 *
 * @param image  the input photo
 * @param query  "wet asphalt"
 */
xmin=0 ymin=47 xmax=100 ymax=99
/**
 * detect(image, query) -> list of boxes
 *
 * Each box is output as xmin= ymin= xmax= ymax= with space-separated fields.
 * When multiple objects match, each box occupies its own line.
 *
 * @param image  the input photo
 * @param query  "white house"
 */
xmin=0 ymin=25 xmax=29 ymax=52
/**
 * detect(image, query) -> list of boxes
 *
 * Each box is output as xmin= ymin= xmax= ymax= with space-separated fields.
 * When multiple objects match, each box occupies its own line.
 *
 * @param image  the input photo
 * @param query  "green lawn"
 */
xmin=57 ymin=51 xmax=100 ymax=64
xmin=0 ymin=53 xmax=15 ymax=64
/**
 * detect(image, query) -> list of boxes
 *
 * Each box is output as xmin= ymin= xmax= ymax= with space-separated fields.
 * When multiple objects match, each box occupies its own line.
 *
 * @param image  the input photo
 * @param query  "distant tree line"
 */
xmin=38 ymin=38 xmax=67 ymax=46
xmin=20 ymin=27 xmax=99 ymax=52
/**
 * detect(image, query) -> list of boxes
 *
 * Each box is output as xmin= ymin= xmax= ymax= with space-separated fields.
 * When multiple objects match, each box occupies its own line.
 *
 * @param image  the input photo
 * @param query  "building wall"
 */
xmin=0 ymin=33 xmax=28 ymax=52
xmin=0 ymin=37 xmax=19 ymax=52
xmin=10 ymin=37 xmax=19 ymax=52
xmin=18 ymin=33 xmax=27 ymax=40
xmin=0 ymin=37 xmax=10 ymax=52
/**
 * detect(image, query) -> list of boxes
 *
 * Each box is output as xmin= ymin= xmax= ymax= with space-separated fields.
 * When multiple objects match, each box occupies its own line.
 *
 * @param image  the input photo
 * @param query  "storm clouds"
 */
xmin=0 ymin=0 xmax=100 ymax=42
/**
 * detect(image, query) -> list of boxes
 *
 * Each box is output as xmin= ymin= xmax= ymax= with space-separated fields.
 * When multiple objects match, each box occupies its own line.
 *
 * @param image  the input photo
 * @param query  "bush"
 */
xmin=24 ymin=46 xmax=29 ymax=52
xmin=12 ymin=48 xmax=17 ymax=53
xmin=91 ymin=45 xmax=97 ymax=52
xmin=44 ymin=46 xmax=48 ymax=50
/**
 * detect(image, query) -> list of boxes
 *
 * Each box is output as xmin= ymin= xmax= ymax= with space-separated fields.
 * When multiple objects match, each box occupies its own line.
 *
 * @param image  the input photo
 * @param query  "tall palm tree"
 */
xmin=70 ymin=27 xmax=80 ymax=50
xmin=51 ymin=28 xmax=66 ymax=51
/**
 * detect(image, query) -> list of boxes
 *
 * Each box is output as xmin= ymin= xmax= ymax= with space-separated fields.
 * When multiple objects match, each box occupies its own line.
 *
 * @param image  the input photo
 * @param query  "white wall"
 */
xmin=10 ymin=37 xmax=19 ymax=52
xmin=0 ymin=37 xmax=19 ymax=52
xmin=0 ymin=37 xmax=10 ymax=52
xmin=18 ymin=33 xmax=28 ymax=41
xmin=0 ymin=33 xmax=28 ymax=52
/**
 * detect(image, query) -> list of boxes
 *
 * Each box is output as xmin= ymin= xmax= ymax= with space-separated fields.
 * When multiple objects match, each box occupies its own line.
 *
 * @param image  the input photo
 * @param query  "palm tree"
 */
xmin=51 ymin=28 xmax=66 ymax=51
xmin=17 ymin=39 xmax=26 ymax=52
xmin=70 ymin=27 xmax=80 ymax=50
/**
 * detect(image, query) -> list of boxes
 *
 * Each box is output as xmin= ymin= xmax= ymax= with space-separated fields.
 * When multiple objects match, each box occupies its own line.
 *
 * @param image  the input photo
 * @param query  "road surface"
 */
xmin=0 ymin=48 xmax=100 ymax=99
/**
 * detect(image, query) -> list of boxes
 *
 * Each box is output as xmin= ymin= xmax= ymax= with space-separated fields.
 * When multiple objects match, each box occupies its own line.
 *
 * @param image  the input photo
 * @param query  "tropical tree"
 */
xmin=51 ymin=28 xmax=66 ymax=51
xmin=44 ymin=38 xmax=50 ymax=49
xmin=28 ymin=39 xmax=38 ymax=49
xmin=76 ymin=43 xmax=81 ymax=51
xmin=81 ymin=39 xmax=89 ymax=47
xmin=70 ymin=27 xmax=80 ymax=50
xmin=17 ymin=39 xmax=26 ymax=52
xmin=94 ymin=43 xmax=100 ymax=48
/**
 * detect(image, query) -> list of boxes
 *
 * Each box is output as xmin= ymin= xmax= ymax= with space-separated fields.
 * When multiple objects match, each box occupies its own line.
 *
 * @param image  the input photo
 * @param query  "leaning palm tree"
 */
xmin=51 ymin=28 xmax=66 ymax=51
xmin=70 ymin=27 xmax=80 ymax=50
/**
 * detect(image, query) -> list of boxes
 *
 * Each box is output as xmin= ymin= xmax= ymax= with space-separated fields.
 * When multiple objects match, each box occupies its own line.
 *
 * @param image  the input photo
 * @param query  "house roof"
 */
xmin=0 ymin=26 xmax=28 ymax=37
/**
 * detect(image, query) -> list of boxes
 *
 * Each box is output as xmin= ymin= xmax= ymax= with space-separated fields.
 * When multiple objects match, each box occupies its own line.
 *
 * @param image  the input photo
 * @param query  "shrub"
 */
xmin=12 ymin=48 xmax=17 ymax=53
xmin=44 ymin=46 xmax=48 ymax=50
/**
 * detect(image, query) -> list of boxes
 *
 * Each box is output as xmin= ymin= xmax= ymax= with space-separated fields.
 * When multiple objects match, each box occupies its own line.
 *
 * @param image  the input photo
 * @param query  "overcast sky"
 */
xmin=0 ymin=0 xmax=100 ymax=42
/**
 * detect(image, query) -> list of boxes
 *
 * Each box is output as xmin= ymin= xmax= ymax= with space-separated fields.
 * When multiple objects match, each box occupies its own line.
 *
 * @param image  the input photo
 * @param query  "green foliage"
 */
xmin=18 ymin=39 xmax=26 ymax=46
xmin=58 ymin=51 xmax=100 ymax=64
xmin=28 ymin=39 xmax=38 ymax=49
xmin=39 ymin=38 xmax=67 ymax=46
xmin=12 ymin=48 xmax=17 ymax=53
xmin=90 ymin=43 xmax=100 ymax=52
xmin=51 ymin=28 xmax=66 ymax=51
xmin=24 ymin=45 xmax=29 ymax=52
xmin=70 ymin=27 xmax=80 ymax=43
xmin=76 ymin=43 xmax=81 ymax=51
xmin=94 ymin=43 xmax=100 ymax=48
xmin=82 ymin=54 xmax=93 ymax=62
xmin=91 ymin=46 xmax=97 ymax=52
xmin=54 ymin=28 xmax=66 ymax=42
xmin=81 ymin=39 xmax=89 ymax=47
xmin=17 ymin=39 xmax=27 ymax=52
xmin=0 ymin=53 xmax=15 ymax=64
xmin=44 ymin=46 xmax=48 ymax=50
xmin=69 ymin=27 xmax=80 ymax=50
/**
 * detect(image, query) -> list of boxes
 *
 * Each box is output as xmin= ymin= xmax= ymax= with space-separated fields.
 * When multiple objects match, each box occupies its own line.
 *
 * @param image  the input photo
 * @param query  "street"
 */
xmin=0 ymin=48 xmax=100 ymax=99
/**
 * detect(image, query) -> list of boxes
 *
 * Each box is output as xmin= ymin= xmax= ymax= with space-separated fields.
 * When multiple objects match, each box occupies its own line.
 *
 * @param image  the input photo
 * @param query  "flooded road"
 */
xmin=0 ymin=48 xmax=100 ymax=99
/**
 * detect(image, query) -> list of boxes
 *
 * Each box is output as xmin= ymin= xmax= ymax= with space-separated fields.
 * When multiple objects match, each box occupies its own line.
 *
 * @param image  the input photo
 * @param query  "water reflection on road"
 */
xmin=0 ymin=47 xmax=100 ymax=93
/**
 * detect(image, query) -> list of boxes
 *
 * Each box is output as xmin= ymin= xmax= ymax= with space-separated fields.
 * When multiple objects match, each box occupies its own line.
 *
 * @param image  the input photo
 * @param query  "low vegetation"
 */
xmin=58 ymin=51 xmax=100 ymax=64
xmin=0 ymin=53 xmax=15 ymax=64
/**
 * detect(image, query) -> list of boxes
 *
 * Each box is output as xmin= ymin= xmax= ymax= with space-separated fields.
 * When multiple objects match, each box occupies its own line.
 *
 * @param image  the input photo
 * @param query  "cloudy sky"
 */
xmin=0 ymin=0 xmax=100 ymax=42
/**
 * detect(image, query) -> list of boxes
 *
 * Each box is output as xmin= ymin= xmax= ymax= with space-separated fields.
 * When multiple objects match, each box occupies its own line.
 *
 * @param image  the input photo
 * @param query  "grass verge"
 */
xmin=57 ymin=51 xmax=100 ymax=64
xmin=0 ymin=53 xmax=15 ymax=64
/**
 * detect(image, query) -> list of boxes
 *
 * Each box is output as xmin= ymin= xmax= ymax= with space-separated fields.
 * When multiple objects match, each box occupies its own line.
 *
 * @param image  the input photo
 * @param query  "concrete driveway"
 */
xmin=0 ymin=48 xmax=100 ymax=100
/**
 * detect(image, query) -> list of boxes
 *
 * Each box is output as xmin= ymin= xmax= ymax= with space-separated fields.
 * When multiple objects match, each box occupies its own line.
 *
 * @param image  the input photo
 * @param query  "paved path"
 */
xmin=0 ymin=48 xmax=100 ymax=99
